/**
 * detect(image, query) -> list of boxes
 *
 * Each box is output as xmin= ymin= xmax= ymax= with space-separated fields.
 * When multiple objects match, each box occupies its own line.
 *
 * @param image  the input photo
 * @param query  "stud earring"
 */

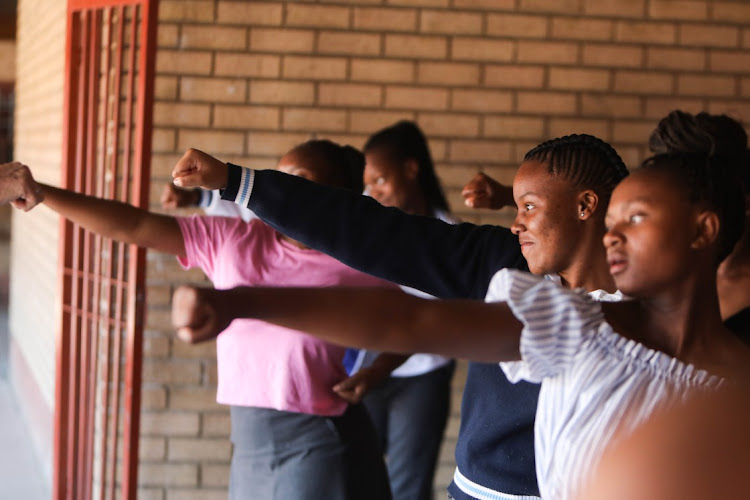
xmin=580 ymin=212 xmax=585 ymax=218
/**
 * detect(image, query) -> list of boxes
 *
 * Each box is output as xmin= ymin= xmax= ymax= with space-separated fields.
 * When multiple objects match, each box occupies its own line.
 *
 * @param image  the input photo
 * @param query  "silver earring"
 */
xmin=580 ymin=212 xmax=585 ymax=218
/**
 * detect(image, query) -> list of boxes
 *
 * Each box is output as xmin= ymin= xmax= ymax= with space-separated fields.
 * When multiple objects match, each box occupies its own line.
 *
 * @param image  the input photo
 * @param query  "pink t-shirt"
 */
xmin=177 ymin=216 xmax=393 ymax=416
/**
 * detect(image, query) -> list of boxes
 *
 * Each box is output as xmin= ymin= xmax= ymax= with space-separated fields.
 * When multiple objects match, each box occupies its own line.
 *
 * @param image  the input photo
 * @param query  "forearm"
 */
xmin=218 ymin=287 xmax=522 ymax=363
xmin=41 ymin=183 xmax=186 ymax=256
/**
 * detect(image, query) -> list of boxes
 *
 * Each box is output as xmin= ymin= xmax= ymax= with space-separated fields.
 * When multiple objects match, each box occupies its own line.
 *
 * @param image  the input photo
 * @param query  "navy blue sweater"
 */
xmin=223 ymin=166 xmax=541 ymax=498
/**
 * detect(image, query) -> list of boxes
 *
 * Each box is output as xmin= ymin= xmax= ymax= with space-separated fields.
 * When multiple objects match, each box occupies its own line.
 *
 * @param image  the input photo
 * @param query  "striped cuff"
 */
xmin=220 ymin=163 xmax=255 ymax=208
xmin=197 ymin=189 xmax=214 ymax=208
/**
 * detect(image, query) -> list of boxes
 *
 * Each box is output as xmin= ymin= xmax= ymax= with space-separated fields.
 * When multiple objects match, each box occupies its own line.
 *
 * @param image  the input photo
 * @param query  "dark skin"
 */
xmin=363 ymin=150 xmax=432 ymax=216
xmin=717 ymin=193 xmax=750 ymax=320
xmin=172 ymin=167 xmax=750 ymax=379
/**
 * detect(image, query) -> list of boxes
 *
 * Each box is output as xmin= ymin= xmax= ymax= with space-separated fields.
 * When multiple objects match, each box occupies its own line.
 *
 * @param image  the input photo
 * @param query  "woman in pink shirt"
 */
xmin=28 ymin=140 xmax=394 ymax=500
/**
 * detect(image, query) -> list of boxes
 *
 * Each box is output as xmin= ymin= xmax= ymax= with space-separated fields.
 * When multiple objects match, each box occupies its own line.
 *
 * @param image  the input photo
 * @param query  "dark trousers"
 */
xmin=363 ymin=361 xmax=456 ymax=500
xmin=229 ymin=404 xmax=391 ymax=500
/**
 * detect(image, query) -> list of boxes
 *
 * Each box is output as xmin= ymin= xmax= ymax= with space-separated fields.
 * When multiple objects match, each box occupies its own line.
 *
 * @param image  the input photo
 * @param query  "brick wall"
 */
xmin=10 ymin=0 xmax=750 ymax=499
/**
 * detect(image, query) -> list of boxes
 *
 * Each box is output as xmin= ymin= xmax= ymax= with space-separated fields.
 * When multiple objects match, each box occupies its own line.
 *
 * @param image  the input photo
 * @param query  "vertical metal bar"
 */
xmin=96 ymin=8 xmax=113 ymax=500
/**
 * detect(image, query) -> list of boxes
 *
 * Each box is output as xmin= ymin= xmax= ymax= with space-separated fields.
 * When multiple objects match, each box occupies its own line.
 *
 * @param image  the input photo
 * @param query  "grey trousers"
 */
xmin=229 ymin=404 xmax=391 ymax=500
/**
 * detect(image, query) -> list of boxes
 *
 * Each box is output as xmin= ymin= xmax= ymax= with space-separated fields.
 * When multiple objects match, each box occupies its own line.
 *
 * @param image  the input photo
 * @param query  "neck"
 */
xmin=718 ymin=225 xmax=750 ymax=279
xmin=557 ymin=226 xmax=616 ymax=293
xmin=404 ymin=194 xmax=433 ymax=217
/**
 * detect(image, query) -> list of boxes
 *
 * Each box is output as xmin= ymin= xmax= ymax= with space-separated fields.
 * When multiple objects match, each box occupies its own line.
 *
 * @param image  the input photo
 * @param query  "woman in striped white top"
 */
xmin=171 ymin=149 xmax=750 ymax=499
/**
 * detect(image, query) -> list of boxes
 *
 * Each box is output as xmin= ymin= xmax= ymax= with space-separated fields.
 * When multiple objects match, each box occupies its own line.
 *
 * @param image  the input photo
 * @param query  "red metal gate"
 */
xmin=55 ymin=1 xmax=157 ymax=499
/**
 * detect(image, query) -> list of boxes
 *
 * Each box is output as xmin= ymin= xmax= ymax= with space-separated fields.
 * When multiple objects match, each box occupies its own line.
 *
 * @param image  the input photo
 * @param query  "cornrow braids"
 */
xmin=524 ymin=134 xmax=629 ymax=204
xmin=641 ymin=152 xmax=745 ymax=262
xmin=293 ymin=139 xmax=365 ymax=193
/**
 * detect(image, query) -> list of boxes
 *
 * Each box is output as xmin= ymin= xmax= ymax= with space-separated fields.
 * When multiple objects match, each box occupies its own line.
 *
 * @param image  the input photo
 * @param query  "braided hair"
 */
xmin=649 ymin=110 xmax=750 ymax=195
xmin=292 ymin=139 xmax=365 ymax=193
xmin=364 ymin=120 xmax=450 ymax=213
xmin=523 ymin=134 xmax=629 ymax=206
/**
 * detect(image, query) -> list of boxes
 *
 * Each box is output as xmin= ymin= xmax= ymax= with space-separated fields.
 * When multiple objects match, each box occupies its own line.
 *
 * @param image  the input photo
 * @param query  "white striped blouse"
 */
xmin=486 ymin=269 xmax=723 ymax=500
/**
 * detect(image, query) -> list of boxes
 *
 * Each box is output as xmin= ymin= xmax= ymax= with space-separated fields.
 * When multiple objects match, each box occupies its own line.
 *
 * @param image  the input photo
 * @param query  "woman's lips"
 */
xmin=608 ymin=255 xmax=627 ymax=275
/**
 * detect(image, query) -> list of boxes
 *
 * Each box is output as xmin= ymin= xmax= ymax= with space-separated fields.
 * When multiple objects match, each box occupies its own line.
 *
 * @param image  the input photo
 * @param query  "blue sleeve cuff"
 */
xmin=219 ymin=163 xmax=255 ymax=208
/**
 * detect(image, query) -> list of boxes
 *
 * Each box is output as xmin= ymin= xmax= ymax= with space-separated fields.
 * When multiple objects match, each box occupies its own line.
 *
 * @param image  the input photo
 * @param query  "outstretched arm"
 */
xmin=461 ymin=172 xmax=514 ymax=210
xmin=1 ymin=162 xmax=43 ymax=209
xmin=41 ymin=183 xmax=186 ymax=258
xmin=172 ymin=148 xmax=526 ymax=300
xmin=171 ymin=285 xmax=523 ymax=364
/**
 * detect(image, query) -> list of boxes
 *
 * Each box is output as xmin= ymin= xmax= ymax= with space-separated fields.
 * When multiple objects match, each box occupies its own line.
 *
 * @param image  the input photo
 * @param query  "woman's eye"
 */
xmin=375 ymin=177 xmax=385 ymax=186
xmin=629 ymin=214 xmax=644 ymax=224
xmin=525 ymin=203 xmax=535 ymax=211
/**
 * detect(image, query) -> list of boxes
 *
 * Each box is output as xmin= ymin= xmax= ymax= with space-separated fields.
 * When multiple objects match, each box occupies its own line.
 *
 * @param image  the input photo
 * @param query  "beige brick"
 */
xmin=216 ymin=1 xmax=283 ymax=26
xmin=202 ymin=464 xmax=231 ymax=488
xmin=250 ymin=28 xmax=315 ymax=53
xmin=678 ymin=74 xmax=736 ymax=97
xmin=454 ymin=0 xmax=516 ymax=8
xmin=548 ymin=118 xmax=610 ymax=141
xmin=213 ymin=105 xmax=280 ymax=131
xmin=137 ymin=488 xmax=165 ymax=500
xmin=202 ymin=413 xmax=232 ymax=436
xmin=711 ymin=51 xmax=750 ymax=73
xmin=487 ymin=13 xmax=548 ymax=39
xmin=156 ymin=51 xmax=212 ymax=75
xmin=139 ymin=463 xmax=198 ymax=487
xmin=742 ymin=77 xmax=750 ymax=97
xmin=350 ymin=110 xmax=415 ymax=133
xmin=385 ymin=86 xmax=449 ymax=110
xmin=142 ymin=412 xmax=200 ymax=436
xmin=171 ymin=337 xmax=217 ymax=360
xmin=353 ymin=7 xmax=418 ymax=32
xmin=551 ymin=18 xmax=612 ymax=41
xmin=549 ymin=68 xmax=610 ymax=91
xmin=282 ymin=108 xmax=348 ymax=132
xmin=615 ymin=21 xmax=676 ymax=45
xmin=614 ymin=71 xmax=673 ymax=94
xmin=451 ymin=89 xmax=513 ymax=112
xmin=155 ymin=77 xmax=178 ymax=100
xmin=180 ymin=77 xmax=246 ymax=103
xmin=247 ymin=132 xmax=312 ymax=156
xmin=584 ymin=0 xmax=645 ymax=17
xmin=146 ymin=284 xmax=172 ymax=307
xmin=484 ymin=65 xmax=545 ymax=88
xmin=706 ymin=100 xmax=750 ymax=121
xmin=679 ymin=24 xmax=739 ymax=48
xmin=388 ymin=0 xmax=449 ymax=6
xmin=158 ymin=24 xmax=179 ymax=48
xmin=581 ymin=95 xmax=643 ymax=118
xmin=583 ymin=44 xmax=643 ymax=68
xmin=159 ymin=1 xmax=214 ymax=22
xmin=517 ymin=41 xmax=578 ymax=64
xmin=142 ymin=386 xmax=168 ymax=410
xmin=483 ymin=116 xmax=545 ymax=139
xmin=418 ymin=113 xmax=480 ymax=137
xmin=517 ymin=91 xmax=577 ymax=114
xmin=178 ymin=130 xmax=245 ymax=155
xmin=418 ymin=62 xmax=480 ymax=86
xmin=420 ymin=10 xmax=483 ymax=34
xmin=283 ymin=56 xmax=348 ymax=80
xmin=171 ymin=388 xmax=224 ymax=411
xmin=452 ymin=38 xmax=514 ymax=62
xmin=712 ymin=2 xmax=750 ymax=23
xmin=351 ymin=59 xmax=415 ymax=83
xmin=519 ymin=0 xmax=583 ymax=14
xmin=215 ymin=54 xmax=280 ymax=78
xmin=318 ymin=32 xmax=381 ymax=56
xmin=286 ymin=4 xmax=350 ymax=29
xmin=613 ymin=120 xmax=658 ymax=143
xmin=144 ymin=334 xmax=170 ymax=358
xmin=385 ymin=34 xmax=448 ymax=59
xmin=648 ymin=0 xmax=709 ymax=20
xmin=143 ymin=360 xmax=202 ymax=384
xmin=449 ymin=140 xmax=513 ymax=162
xmin=166 ymin=490 xmax=226 ymax=500
xmin=153 ymin=103 xmax=210 ymax=128
xmin=250 ymin=81 xmax=315 ymax=105
xmin=153 ymin=128 xmax=176 ymax=153
xmin=168 ymin=438 xmax=231 ymax=461
xmin=180 ymin=26 xmax=247 ymax=50
xmin=319 ymin=83 xmax=382 ymax=107
xmin=647 ymin=47 xmax=706 ymax=71
xmin=140 ymin=437 xmax=167 ymax=461
xmin=644 ymin=97 xmax=706 ymax=119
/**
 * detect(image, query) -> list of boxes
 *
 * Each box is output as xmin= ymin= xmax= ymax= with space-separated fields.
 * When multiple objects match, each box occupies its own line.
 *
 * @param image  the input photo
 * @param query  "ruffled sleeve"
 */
xmin=485 ymin=269 xmax=605 ymax=384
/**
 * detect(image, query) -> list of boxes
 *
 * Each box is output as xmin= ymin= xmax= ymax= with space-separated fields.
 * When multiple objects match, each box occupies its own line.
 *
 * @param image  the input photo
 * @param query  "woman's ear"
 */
xmin=404 ymin=158 xmax=419 ymax=180
xmin=691 ymin=210 xmax=721 ymax=251
xmin=577 ymin=190 xmax=599 ymax=221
